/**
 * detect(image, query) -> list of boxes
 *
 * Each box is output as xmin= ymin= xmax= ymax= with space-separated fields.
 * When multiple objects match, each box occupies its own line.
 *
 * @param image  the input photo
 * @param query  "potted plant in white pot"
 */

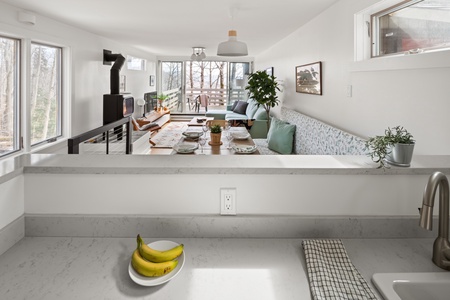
xmin=365 ymin=125 xmax=415 ymax=168
xmin=245 ymin=70 xmax=281 ymax=131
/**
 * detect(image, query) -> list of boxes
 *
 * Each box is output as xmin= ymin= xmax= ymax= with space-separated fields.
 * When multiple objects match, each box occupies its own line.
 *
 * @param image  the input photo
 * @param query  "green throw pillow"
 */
xmin=267 ymin=117 xmax=295 ymax=154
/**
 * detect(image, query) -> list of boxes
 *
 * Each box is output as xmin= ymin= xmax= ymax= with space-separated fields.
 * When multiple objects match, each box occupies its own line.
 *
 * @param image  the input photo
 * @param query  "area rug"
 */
xmin=151 ymin=122 xmax=189 ymax=148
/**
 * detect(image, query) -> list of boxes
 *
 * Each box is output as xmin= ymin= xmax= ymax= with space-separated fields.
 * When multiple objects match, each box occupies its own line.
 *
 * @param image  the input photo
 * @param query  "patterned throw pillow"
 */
xmin=267 ymin=117 xmax=296 ymax=154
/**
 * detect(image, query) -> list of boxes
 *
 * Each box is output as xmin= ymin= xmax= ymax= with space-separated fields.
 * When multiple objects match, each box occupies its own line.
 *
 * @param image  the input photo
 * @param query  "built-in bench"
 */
xmin=254 ymin=107 xmax=367 ymax=155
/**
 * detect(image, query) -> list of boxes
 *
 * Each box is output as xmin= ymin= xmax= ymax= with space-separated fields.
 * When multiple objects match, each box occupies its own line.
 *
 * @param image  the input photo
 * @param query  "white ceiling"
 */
xmin=2 ymin=0 xmax=340 ymax=57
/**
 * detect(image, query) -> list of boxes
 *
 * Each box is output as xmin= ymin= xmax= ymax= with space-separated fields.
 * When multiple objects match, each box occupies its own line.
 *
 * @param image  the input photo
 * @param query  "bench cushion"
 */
xmin=254 ymin=139 xmax=279 ymax=155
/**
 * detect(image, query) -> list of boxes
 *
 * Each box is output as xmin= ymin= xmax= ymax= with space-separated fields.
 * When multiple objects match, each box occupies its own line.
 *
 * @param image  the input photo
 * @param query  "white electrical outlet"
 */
xmin=347 ymin=85 xmax=352 ymax=97
xmin=220 ymin=188 xmax=236 ymax=215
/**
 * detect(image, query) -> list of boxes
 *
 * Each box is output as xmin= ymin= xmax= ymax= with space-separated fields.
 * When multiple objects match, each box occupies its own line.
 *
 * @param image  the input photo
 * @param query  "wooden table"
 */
xmin=187 ymin=117 xmax=214 ymax=126
xmin=172 ymin=127 xmax=259 ymax=155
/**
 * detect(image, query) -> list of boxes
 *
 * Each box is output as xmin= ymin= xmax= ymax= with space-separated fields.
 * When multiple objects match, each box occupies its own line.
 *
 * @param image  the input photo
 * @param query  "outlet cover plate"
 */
xmin=220 ymin=188 xmax=236 ymax=215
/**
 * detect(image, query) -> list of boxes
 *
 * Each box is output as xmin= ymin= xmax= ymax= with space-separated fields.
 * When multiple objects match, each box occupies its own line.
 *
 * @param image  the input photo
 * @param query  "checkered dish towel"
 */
xmin=302 ymin=239 xmax=377 ymax=300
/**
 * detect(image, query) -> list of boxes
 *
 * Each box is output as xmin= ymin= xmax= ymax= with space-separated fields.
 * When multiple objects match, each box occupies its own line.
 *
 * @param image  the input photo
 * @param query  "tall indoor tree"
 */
xmin=245 ymin=70 xmax=280 ymax=130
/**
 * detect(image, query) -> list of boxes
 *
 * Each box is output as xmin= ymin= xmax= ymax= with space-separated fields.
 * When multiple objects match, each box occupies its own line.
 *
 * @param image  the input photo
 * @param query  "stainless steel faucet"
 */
xmin=419 ymin=171 xmax=450 ymax=270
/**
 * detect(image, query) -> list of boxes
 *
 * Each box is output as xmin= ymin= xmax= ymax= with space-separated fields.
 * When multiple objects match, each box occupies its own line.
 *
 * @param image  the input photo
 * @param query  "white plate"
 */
xmin=232 ymin=144 xmax=257 ymax=154
xmin=128 ymin=240 xmax=185 ymax=286
xmin=182 ymin=131 xmax=203 ymax=139
xmin=173 ymin=143 xmax=198 ymax=153
xmin=230 ymin=131 xmax=250 ymax=140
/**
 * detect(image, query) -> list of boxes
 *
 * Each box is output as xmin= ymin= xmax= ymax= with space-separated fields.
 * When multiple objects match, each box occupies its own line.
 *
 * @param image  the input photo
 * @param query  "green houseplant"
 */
xmin=245 ymin=70 xmax=281 ymax=130
xmin=157 ymin=94 xmax=168 ymax=111
xmin=365 ymin=126 xmax=415 ymax=169
xmin=209 ymin=124 xmax=222 ymax=145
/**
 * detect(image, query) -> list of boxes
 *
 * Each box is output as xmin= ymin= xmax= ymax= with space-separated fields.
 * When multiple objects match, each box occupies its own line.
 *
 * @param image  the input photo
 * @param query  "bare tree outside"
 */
xmin=161 ymin=62 xmax=182 ymax=91
xmin=30 ymin=43 xmax=61 ymax=145
xmin=185 ymin=61 xmax=228 ymax=90
xmin=0 ymin=36 xmax=19 ymax=155
xmin=161 ymin=60 xmax=249 ymax=113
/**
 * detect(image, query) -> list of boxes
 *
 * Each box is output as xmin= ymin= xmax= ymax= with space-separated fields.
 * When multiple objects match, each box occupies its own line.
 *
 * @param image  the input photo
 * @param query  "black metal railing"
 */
xmin=68 ymin=117 xmax=132 ymax=154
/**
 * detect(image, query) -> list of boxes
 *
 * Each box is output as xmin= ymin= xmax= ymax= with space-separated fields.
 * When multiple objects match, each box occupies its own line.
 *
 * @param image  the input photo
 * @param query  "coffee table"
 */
xmin=187 ymin=117 xmax=214 ymax=126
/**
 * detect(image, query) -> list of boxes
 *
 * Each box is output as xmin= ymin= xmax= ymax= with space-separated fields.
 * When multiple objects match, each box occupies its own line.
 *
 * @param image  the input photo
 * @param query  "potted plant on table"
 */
xmin=156 ymin=94 xmax=168 ymax=111
xmin=245 ymin=70 xmax=281 ymax=131
xmin=365 ymin=125 xmax=415 ymax=169
xmin=209 ymin=124 xmax=222 ymax=146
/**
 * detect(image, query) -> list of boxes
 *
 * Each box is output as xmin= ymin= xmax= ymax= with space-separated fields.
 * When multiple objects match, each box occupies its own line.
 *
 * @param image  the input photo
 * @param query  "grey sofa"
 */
xmin=206 ymin=98 xmax=268 ymax=138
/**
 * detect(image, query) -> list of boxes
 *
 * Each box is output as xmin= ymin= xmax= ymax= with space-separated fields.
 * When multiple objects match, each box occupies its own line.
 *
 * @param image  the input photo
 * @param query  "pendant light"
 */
xmin=217 ymin=30 xmax=248 ymax=56
xmin=190 ymin=47 xmax=206 ymax=61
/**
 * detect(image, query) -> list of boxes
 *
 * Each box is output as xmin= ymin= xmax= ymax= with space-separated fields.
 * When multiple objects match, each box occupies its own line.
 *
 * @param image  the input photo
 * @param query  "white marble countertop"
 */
xmin=0 ymin=237 xmax=444 ymax=300
xmin=0 ymin=154 xmax=450 ymax=183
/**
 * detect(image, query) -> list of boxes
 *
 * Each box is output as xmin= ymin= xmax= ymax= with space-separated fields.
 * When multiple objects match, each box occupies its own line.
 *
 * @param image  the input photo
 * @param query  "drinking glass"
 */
xmin=202 ymin=124 xmax=209 ymax=137
xmin=224 ymin=121 xmax=231 ymax=132
xmin=226 ymin=131 xmax=233 ymax=149
xmin=198 ymin=137 xmax=207 ymax=154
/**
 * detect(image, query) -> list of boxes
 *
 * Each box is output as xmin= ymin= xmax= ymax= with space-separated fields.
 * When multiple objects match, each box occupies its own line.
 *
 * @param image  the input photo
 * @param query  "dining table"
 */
xmin=172 ymin=126 xmax=260 ymax=155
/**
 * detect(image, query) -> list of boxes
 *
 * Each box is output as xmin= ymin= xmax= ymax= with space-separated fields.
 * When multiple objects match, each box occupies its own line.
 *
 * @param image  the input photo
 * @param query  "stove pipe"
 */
xmin=104 ymin=52 xmax=125 ymax=94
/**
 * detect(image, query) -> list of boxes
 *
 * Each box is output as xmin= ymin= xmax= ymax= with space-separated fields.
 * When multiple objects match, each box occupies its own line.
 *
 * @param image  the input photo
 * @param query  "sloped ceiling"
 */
xmin=2 ymin=0 xmax=340 ymax=56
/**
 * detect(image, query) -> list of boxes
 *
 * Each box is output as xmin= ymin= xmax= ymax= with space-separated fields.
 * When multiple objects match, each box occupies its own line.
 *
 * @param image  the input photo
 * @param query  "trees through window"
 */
xmin=30 ymin=43 xmax=62 ymax=145
xmin=0 ymin=36 xmax=19 ymax=156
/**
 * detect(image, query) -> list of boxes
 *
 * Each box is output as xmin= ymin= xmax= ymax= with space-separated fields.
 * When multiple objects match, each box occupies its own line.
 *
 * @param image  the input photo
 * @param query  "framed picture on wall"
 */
xmin=149 ymin=75 xmax=155 ymax=86
xmin=265 ymin=67 xmax=274 ymax=76
xmin=295 ymin=61 xmax=322 ymax=95
xmin=119 ymin=75 xmax=126 ymax=93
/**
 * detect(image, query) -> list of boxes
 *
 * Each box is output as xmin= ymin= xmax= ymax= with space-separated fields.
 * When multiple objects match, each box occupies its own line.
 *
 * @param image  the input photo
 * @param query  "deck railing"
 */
xmin=185 ymin=88 xmax=246 ymax=106
xmin=159 ymin=88 xmax=248 ymax=113
xmin=68 ymin=117 xmax=132 ymax=154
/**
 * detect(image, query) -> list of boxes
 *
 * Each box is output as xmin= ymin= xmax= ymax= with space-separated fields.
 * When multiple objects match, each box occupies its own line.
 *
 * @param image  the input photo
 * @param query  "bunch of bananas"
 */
xmin=131 ymin=234 xmax=184 ymax=277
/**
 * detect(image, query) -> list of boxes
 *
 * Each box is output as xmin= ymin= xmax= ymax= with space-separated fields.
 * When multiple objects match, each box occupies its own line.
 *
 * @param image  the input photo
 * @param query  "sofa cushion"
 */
xmin=230 ymin=101 xmax=239 ymax=111
xmin=225 ymin=112 xmax=249 ymax=120
xmin=245 ymin=99 xmax=259 ymax=119
xmin=267 ymin=117 xmax=296 ymax=154
xmin=253 ymin=106 xmax=268 ymax=120
xmin=233 ymin=101 xmax=248 ymax=114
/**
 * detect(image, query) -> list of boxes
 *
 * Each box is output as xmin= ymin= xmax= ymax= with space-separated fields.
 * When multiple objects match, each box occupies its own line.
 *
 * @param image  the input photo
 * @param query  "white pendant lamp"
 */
xmin=217 ymin=30 xmax=248 ymax=56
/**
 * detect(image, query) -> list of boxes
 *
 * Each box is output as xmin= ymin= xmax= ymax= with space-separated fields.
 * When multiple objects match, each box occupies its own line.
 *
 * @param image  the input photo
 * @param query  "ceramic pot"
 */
xmin=385 ymin=143 xmax=415 ymax=167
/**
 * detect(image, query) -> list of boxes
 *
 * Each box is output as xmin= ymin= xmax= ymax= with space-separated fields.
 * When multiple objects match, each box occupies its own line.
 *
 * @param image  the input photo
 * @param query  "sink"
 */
xmin=372 ymin=272 xmax=450 ymax=300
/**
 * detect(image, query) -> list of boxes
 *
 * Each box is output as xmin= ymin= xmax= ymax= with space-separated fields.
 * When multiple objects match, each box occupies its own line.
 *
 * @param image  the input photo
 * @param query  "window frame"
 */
xmin=29 ymin=41 xmax=63 ymax=147
xmin=0 ymin=35 xmax=21 ymax=158
xmin=353 ymin=0 xmax=450 ymax=72
xmin=370 ymin=0 xmax=450 ymax=58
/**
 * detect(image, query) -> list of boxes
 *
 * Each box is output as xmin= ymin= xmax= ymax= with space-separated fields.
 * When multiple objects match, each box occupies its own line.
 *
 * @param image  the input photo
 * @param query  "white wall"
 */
xmin=0 ymin=2 xmax=157 ymax=137
xmin=0 ymin=176 xmax=24 ymax=230
xmin=255 ymin=0 xmax=450 ymax=155
xmin=24 ymin=173 xmax=427 ymax=216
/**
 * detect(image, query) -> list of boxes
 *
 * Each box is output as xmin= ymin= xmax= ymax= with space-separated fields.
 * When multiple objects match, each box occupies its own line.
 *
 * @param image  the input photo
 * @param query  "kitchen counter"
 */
xmin=0 ymin=237 xmax=444 ymax=299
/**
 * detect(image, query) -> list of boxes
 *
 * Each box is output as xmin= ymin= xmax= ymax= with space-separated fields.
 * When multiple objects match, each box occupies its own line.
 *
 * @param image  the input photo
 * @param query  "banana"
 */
xmin=137 ymin=234 xmax=184 ymax=263
xmin=131 ymin=249 xmax=178 ymax=277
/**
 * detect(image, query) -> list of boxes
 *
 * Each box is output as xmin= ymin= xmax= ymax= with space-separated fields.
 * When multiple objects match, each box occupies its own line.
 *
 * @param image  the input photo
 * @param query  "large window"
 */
xmin=0 ymin=36 xmax=20 ymax=156
xmin=160 ymin=60 xmax=251 ymax=114
xmin=30 ymin=43 xmax=62 ymax=145
xmin=372 ymin=0 xmax=450 ymax=57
